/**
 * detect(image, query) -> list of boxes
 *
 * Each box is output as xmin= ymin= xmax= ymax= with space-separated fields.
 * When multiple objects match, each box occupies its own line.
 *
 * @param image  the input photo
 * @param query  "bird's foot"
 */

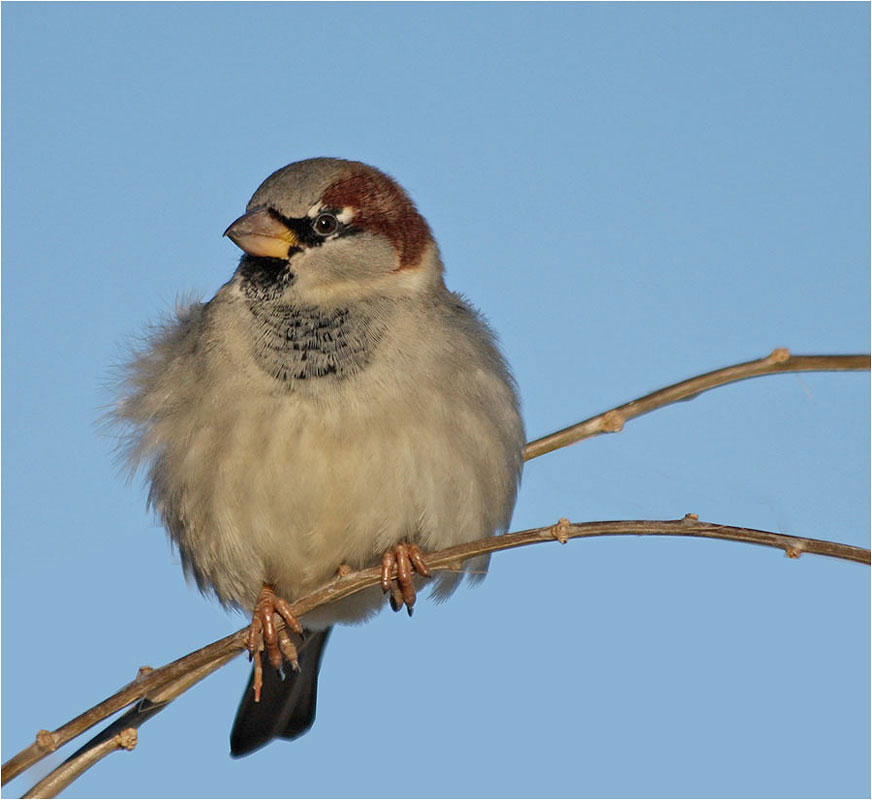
xmin=246 ymin=584 xmax=304 ymax=702
xmin=381 ymin=542 xmax=432 ymax=616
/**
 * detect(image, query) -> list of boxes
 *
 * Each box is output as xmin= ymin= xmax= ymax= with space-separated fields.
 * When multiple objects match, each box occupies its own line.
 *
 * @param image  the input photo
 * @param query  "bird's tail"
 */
xmin=230 ymin=627 xmax=332 ymax=757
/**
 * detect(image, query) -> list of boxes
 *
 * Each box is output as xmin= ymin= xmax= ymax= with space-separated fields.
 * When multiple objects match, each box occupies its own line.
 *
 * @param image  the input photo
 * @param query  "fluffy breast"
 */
xmin=114 ymin=286 xmax=524 ymax=622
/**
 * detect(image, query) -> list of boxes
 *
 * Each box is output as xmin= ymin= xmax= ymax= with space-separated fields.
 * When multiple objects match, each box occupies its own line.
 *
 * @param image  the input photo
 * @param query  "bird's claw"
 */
xmin=381 ymin=542 xmax=432 ymax=615
xmin=246 ymin=584 xmax=303 ymax=702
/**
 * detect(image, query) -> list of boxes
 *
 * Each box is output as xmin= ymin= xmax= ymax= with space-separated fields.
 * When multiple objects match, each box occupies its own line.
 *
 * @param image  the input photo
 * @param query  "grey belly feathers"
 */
xmin=114 ymin=278 xmax=524 ymax=623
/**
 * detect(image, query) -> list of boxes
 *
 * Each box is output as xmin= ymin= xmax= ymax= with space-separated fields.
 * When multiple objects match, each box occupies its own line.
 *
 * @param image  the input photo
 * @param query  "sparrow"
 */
xmin=112 ymin=157 xmax=525 ymax=757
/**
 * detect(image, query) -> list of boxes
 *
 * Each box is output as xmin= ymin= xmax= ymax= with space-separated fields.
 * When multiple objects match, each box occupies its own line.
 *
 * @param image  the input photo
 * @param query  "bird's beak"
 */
xmin=223 ymin=207 xmax=299 ymax=259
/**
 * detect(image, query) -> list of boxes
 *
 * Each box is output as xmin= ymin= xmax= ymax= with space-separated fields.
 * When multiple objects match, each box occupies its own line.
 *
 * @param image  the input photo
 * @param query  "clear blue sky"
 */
xmin=2 ymin=3 xmax=869 ymax=798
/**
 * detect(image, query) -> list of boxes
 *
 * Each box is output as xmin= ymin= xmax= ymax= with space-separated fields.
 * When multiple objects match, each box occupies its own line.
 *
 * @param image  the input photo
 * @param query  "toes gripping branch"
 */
xmin=246 ymin=584 xmax=304 ymax=702
xmin=247 ymin=547 xmax=431 ymax=701
xmin=381 ymin=542 xmax=432 ymax=615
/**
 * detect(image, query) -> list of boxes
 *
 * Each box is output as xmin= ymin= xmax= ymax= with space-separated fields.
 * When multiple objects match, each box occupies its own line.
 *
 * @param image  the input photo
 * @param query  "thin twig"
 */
xmin=523 ymin=350 xmax=871 ymax=460
xmin=7 ymin=515 xmax=870 ymax=790
xmin=2 ymin=633 xmax=247 ymax=787
xmin=22 ymin=652 xmax=240 ymax=799
xmin=4 ymin=350 xmax=869 ymax=789
xmin=22 ymin=729 xmax=137 ymax=799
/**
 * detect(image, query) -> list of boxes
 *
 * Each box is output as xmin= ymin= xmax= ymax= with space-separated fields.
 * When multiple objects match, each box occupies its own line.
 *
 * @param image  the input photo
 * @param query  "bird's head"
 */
xmin=225 ymin=158 xmax=442 ymax=304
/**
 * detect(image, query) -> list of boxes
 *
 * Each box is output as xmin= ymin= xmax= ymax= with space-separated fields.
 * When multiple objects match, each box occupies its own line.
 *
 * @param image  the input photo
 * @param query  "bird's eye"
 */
xmin=313 ymin=213 xmax=339 ymax=237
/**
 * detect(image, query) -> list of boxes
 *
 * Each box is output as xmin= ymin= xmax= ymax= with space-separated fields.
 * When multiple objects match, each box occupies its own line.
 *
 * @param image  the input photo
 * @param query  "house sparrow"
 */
xmin=113 ymin=157 xmax=525 ymax=757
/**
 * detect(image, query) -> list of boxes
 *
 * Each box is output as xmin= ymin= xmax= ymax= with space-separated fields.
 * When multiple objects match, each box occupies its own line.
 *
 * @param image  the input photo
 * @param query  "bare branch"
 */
xmin=20 ymin=652 xmax=240 ymax=799
xmin=523 ymin=350 xmax=871 ymax=460
xmin=2 ymin=634 xmax=246 ymax=787
xmin=3 ymin=350 xmax=868 ymax=789
xmin=5 ymin=515 xmax=869 ymax=788
xmin=22 ymin=728 xmax=137 ymax=799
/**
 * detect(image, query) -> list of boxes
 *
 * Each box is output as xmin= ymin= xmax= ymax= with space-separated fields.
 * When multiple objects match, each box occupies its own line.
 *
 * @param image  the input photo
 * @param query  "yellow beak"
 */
xmin=224 ymin=207 xmax=299 ymax=259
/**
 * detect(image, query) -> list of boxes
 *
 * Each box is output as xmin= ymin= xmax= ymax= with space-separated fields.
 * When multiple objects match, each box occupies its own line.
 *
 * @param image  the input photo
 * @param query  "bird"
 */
xmin=112 ymin=157 xmax=525 ymax=757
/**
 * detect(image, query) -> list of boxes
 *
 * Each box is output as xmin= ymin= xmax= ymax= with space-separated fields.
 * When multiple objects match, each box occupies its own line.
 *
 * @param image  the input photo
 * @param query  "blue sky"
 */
xmin=2 ymin=3 xmax=869 ymax=798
